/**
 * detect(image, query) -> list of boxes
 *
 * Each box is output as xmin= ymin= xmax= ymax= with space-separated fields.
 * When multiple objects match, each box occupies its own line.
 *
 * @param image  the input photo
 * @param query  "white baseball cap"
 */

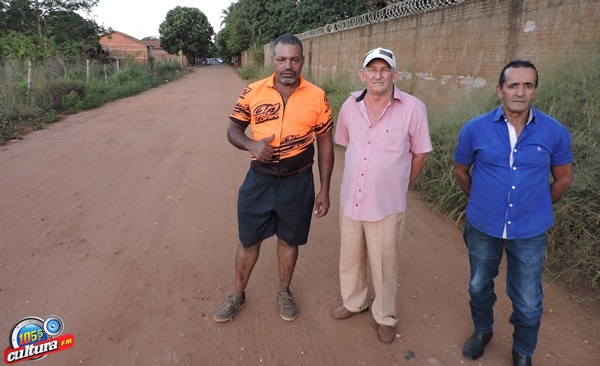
xmin=362 ymin=47 xmax=396 ymax=69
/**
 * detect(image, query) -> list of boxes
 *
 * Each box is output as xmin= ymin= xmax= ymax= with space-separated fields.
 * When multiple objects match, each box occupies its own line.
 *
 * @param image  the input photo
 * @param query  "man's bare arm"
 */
xmin=550 ymin=163 xmax=573 ymax=203
xmin=453 ymin=161 xmax=472 ymax=197
xmin=314 ymin=130 xmax=334 ymax=218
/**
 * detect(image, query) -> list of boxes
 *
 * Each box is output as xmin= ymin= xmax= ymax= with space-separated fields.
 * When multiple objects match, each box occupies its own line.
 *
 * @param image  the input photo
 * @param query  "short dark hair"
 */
xmin=272 ymin=34 xmax=303 ymax=55
xmin=498 ymin=60 xmax=538 ymax=88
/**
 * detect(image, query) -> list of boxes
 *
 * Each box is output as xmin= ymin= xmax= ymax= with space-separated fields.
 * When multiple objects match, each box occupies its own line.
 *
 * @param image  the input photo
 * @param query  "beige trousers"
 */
xmin=339 ymin=207 xmax=405 ymax=326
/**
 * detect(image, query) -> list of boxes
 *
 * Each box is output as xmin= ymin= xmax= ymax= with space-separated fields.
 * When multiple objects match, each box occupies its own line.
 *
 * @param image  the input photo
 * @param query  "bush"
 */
xmin=237 ymin=65 xmax=260 ymax=80
xmin=64 ymin=90 xmax=84 ymax=112
xmin=154 ymin=60 xmax=181 ymax=79
xmin=45 ymin=109 xmax=58 ymax=123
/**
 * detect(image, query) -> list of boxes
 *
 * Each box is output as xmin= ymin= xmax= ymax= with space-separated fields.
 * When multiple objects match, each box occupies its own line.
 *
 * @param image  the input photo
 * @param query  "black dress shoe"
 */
xmin=512 ymin=349 xmax=532 ymax=366
xmin=462 ymin=331 xmax=493 ymax=360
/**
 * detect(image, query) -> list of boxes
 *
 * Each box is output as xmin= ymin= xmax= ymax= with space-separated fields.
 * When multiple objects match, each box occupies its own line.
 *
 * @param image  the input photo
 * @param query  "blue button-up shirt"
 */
xmin=454 ymin=106 xmax=573 ymax=239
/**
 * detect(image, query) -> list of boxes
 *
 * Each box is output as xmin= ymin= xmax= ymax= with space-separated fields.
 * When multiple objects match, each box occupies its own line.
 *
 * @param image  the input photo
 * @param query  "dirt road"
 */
xmin=0 ymin=65 xmax=597 ymax=366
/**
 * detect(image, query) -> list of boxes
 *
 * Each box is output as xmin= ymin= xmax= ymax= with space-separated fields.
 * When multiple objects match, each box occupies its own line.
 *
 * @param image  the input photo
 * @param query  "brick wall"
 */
xmin=249 ymin=0 xmax=599 ymax=106
xmin=100 ymin=31 xmax=150 ymax=63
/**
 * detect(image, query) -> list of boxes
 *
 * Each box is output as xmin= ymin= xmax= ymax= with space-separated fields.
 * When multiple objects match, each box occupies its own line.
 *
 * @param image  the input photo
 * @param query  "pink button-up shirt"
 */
xmin=334 ymin=87 xmax=432 ymax=221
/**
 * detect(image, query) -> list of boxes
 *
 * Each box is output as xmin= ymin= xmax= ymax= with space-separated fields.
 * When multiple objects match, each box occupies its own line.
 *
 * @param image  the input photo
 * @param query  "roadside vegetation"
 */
xmin=0 ymin=0 xmax=195 ymax=144
xmin=0 ymin=59 xmax=184 ymax=144
xmin=321 ymin=54 xmax=599 ymax=296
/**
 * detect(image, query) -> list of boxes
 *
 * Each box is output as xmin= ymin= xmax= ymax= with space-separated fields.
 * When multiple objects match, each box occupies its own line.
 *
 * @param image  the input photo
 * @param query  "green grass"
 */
xmin=320 ymin=71 xmax=361 ymax=122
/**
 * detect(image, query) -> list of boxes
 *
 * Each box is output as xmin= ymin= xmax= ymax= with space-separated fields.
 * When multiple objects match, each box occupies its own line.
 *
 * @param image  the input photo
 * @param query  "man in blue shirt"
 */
xmin=453 ymin=60 xmax=573 ymax=366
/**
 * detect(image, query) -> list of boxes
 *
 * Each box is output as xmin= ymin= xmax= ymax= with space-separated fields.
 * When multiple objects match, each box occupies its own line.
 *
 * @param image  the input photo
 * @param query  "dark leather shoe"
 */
xmin=377 ymin=324 xmax=396 ymax=343
xmin=462 ymin=331 xmax=493 ymax=360
xmin=331 ymin=305 xmax=368 ymax=320
xmin=512 ymin=349 xmax=532 ymax=366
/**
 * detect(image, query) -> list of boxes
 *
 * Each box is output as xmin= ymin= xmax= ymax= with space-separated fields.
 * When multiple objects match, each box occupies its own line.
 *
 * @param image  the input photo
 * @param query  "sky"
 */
xmin=85 ymin=0 xmax=234 ymax=40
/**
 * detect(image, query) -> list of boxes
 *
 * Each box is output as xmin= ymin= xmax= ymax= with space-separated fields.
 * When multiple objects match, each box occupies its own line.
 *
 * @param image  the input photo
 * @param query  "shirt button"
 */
xmin=509 ymin=204 xmax=513 ymax=207
xmin=508 ymin=221 xmax=512 ymax=225
xmin=514 ymin=149 xmax=518 ymax=153
xmin=361 ymin=174 xmax=364 ymax=176
xmin=364 ymin=158 xmax=367 ymax=160
xmin=513 ymin=167 xmax=517 ymax=170
xmin=512 ymin=186 xmax=516 ymax=189
xmin=355 ymin=204 xmax=358 ymax=207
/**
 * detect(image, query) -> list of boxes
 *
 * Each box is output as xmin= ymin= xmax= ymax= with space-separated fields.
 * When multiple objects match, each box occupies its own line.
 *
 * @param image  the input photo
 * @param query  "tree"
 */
xmin=0 ymin=0 xmax=102 ymax=61
xmin=215 ymin=0 xmax=392 ymax=61
xmin=0 ymin=30 xmax=51 ymax=61
xmin=0 ymin=0 xmax=99 ymax=37
xmin=159 ymin=6 xmax=214 ymax=65
xmin=45 ymin=11 xmax=101 ymax=60
xmin=1 ymin=0 xmax=39 ymax=34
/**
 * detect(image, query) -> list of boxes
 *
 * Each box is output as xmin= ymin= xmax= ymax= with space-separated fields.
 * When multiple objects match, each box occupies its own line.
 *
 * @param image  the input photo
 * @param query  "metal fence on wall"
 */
xmin=297 ymin=0 xmax=466 ymax=40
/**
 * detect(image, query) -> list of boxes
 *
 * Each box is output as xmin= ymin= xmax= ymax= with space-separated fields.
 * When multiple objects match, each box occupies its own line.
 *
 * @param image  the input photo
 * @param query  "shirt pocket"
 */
xmin=380 ymin=126 xmax=408 ymax=153
xmin=521 ymin=144 xmax=551 ymax=168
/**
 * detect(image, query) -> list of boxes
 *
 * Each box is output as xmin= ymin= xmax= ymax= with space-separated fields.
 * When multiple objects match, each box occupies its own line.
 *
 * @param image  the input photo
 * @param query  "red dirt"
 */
xmin=1 ymin=65 xmax=598 ymax=366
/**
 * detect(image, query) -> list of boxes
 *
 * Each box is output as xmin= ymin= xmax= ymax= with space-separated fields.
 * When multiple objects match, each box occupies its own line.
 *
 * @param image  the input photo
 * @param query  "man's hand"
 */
xmin=227 ymin=123 xmax=274 ymax=162
xmin=249 ymin=134 xmax=275 ymax=162
xmin=314 ymin=130 xmax=333 ymax=218
xmin=314 ymin=190 xmax=330 ymax=218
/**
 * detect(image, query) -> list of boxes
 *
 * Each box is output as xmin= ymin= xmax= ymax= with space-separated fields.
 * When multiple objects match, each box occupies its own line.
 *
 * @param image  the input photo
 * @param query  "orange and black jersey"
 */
xmin=230 ymin=74 xmax=333 ymax=177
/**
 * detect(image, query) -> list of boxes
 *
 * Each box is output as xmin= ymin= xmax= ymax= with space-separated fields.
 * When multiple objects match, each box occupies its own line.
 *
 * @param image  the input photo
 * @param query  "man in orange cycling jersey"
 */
xmin=213 ymin=34 xmax=334 ymax=323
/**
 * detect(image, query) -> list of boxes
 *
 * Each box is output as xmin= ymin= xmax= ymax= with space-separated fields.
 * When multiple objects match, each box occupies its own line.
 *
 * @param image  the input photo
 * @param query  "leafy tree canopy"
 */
xmin=1 ymin=0 xmax=99 ymax=36
xmin=0 ymin=0 xmax=102 ymax=61
xmin=216 ymin=0 xmax=390 ymax=60
xmin=159 ymin=6 xmax=214 ymax=65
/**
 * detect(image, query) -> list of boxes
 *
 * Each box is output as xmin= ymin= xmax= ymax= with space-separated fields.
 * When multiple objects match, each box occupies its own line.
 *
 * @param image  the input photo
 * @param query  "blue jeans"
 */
xmin=463 ymin=220 xmax=546 ymax=356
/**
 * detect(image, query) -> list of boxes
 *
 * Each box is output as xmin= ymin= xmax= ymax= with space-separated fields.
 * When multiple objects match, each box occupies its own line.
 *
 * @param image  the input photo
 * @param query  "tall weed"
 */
xmin=534 ymin=53 xmax=600 ymax=292
xmin=321 ymin=72 xmax=361 ymax=123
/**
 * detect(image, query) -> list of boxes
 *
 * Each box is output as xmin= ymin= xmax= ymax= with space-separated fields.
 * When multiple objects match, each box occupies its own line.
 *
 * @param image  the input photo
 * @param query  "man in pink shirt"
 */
xmin=331 ymin=47 xmax=432 ymax=343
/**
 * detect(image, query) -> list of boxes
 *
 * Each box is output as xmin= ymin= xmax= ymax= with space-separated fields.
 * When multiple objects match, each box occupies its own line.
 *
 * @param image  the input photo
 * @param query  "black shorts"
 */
xmin=237 ymin=168 xmax=315 ymax=247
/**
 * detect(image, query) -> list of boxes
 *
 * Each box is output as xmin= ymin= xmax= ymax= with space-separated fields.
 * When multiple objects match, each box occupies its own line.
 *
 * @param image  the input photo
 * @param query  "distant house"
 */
xmin=99 ymin=31 xmax=185 ymax=66
xmin=99 ymin=31 xmax=150 ymax=63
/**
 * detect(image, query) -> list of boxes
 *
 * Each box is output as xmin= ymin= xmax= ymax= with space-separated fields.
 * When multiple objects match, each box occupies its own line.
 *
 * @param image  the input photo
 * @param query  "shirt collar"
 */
xmin=354 ymin=85 xmax=402 ymax=103
xmin=494 ymin=106 xmax=536 ymax=124
xmin=494 ymin=105 xmax=537 ymax=124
